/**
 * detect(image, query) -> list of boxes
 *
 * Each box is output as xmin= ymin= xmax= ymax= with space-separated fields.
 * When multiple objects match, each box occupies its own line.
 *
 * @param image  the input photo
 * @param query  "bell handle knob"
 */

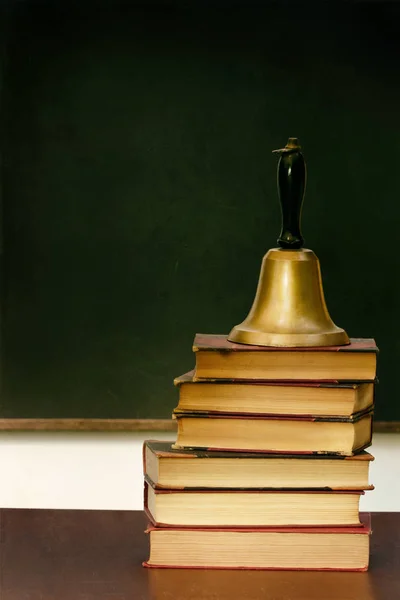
xmin=273 ymin=137 xmax=306 ymax=249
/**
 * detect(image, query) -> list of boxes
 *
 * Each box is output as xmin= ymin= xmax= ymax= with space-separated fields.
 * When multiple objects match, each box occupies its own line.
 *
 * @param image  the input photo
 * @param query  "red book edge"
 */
xmin=142 ymin=562 xmax=369 ymax=572
xmin=193 ymin=333 xmax=378 ymax=353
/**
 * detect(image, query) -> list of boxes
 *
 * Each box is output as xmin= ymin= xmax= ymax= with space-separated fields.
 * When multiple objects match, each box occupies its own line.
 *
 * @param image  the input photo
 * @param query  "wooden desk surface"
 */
xmin=0 ymin=509 xmax=398 ymax=599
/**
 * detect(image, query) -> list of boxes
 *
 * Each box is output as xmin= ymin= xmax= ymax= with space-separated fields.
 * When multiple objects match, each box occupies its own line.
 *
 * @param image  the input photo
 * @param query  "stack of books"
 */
xmin=143 ymin=333 xmax=378 ymax=571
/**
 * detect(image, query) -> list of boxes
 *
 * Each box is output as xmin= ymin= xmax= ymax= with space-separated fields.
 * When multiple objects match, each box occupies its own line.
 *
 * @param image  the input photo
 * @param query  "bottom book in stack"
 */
xmin=142 ymin=441 xmax=373 ymax=571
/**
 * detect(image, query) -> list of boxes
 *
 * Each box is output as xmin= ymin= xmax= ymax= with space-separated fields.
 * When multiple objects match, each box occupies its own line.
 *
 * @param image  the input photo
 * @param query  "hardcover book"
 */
xmin=192 ymin=334 xmax=378 ymax=381
xmin=143 ymin=440 xmax=374 ymax=490
xmin=144 ymin=478 xmax=365 ymax=527
xmin=172 ymin=409 xmax=373 ymax=455
xmin=144 ymin=513 xmax=371 ymax=570
xmin=174 ymin=371 xmax=374 ymax=417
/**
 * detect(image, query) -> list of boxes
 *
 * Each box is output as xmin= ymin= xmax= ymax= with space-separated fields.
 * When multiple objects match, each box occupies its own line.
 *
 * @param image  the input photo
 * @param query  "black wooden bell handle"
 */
xmin=272 ymin=137 xmax=306 ymax=249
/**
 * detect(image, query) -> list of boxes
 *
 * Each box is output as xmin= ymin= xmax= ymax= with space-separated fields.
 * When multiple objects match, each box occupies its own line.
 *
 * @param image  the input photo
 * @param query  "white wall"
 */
xmin=0 ymin=431 xmax=398 ymax=511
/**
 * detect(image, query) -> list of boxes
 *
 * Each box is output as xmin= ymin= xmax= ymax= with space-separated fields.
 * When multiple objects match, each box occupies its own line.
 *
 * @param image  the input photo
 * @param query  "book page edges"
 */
xmin=145 ymin=513 xmax=371 ymax=534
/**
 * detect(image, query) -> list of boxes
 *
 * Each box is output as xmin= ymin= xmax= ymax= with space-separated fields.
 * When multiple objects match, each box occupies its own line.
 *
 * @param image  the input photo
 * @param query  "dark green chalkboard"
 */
xmin=0 ymin=1 xmax=398 ymax=421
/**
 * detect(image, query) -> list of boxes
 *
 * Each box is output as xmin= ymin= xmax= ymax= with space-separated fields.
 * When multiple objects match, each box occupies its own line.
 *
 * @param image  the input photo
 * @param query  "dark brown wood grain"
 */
xmin=0 ymin=510 xmax=399 ymax=599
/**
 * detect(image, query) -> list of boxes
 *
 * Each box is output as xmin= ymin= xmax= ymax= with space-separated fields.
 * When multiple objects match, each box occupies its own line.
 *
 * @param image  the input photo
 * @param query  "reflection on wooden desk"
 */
xmin=0 ymin=510 xmax=398 ymax=599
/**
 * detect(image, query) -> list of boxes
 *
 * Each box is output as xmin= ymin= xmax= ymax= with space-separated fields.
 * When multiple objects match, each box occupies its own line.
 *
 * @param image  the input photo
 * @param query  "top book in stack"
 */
xmin=192 ymin=334 xmax=378 ymax=382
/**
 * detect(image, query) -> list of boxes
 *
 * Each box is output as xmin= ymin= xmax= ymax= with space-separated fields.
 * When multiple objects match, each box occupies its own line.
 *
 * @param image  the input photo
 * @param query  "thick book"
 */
xmin=172 ymin=409 xmax=373 ymax=455
xmin=193 ymin=334 xmax=378 ymax=381
xmin=143 ymin=513 xmax=371 ymax=570
xmin=174 ymin=371 xmax=374 ymax=418
xmin=144 ymin=478 xmax=365 ymax=527
xmin=143 ymin=440 xmax=374 ymax=490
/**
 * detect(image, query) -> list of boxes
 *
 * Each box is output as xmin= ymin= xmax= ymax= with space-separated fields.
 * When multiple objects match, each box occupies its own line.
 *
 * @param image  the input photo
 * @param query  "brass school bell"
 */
xmin=228 ymin=138 xmax=349 ymax=348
